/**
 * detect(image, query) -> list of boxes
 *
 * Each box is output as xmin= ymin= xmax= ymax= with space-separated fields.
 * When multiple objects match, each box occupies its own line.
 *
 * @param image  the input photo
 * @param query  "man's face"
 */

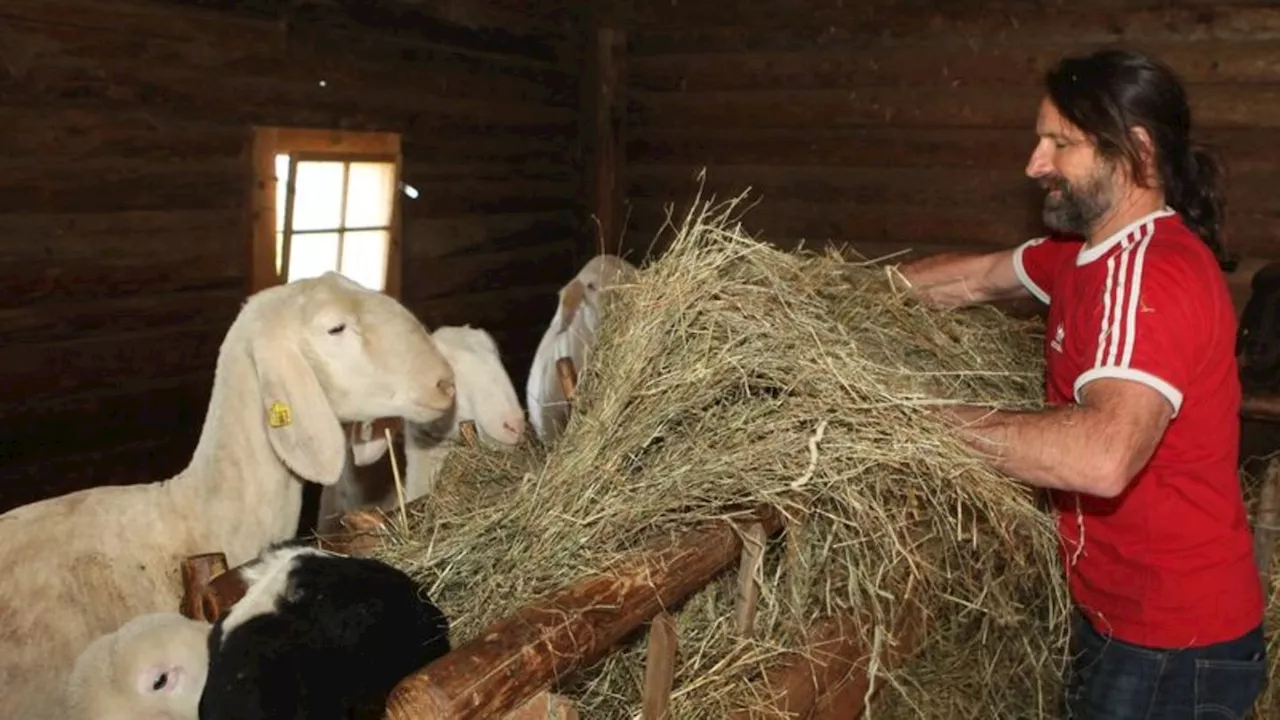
xmin=1025 ymin=96 xmax=1119 ymax=237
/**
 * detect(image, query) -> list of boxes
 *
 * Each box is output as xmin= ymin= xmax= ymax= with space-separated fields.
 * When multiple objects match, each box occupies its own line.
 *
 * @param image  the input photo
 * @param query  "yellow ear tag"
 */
xmin=267 ymin=402 xmax=292 ymax=428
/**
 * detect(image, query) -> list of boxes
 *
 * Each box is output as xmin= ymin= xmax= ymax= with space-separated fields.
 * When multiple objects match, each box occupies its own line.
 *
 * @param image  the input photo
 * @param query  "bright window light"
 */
xmin=274 ymin=153 xmax=397 ymax=292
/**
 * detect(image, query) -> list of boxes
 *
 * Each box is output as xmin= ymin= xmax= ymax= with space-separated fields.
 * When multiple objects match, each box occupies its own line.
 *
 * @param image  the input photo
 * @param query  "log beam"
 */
xmin=384 ymin=506 xmax=784 ymax=720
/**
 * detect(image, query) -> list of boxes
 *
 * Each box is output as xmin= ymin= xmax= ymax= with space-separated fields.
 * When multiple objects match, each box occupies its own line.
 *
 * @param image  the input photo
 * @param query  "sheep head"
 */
xmin=556 ymin=254 xmax=638 ymax=334
xmin=426 ymin=325 xmax=525 ymax=448
xmin=242 ymin=272 xmax=456 ymax=485
xmin=65 ymin=612 xmax=211 ymax=720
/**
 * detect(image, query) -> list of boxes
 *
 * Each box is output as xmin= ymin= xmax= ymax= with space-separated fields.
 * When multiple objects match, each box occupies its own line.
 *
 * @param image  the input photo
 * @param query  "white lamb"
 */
xmin=316 ymin=324 xmax=526 ymax=532
xmin=526 ymin=254 xmax=637 ymax=444
xmin=65 ymin=612 xmax=211 ymax=720
xmin=0 ymin=271 xmax=458 ymax=720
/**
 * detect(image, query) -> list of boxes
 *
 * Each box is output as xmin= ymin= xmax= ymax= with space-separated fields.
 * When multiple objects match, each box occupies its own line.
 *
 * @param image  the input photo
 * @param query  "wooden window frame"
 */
xmin=248 ymin=127 xmax=404 ymax=299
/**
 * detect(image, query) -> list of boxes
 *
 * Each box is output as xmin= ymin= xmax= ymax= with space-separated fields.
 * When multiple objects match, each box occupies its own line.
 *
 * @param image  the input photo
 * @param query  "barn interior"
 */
xmin=5 ymin=0 xmax=1280 ymax=715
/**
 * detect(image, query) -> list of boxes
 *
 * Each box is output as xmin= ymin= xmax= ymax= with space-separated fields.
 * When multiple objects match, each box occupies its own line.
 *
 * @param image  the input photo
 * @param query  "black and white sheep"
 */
xmin=198 ymin=542 xmax=452 ymax=720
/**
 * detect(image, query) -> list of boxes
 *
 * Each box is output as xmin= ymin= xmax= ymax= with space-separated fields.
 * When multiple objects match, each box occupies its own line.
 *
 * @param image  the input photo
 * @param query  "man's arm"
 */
xmin=944 ymin=378 xmax=1174 ymax=498
xmin=896 ymin=248 xmax=1030 ymax=308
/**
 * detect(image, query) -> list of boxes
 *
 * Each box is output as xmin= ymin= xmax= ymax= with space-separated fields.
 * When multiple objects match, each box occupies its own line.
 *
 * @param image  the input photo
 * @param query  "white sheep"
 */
xmin=64 ymin=612 xmax=211 ymax=720
xmin=315 ymin=324 xmax=526 ymax=532
xmin=526 ymin=254 xmax=637 ymax=444
xmin=0 ymin=271 xmax=458 ymax=720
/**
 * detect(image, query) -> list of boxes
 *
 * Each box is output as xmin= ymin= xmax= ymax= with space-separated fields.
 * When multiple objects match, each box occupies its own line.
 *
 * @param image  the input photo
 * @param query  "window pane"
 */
xmin=291 ymin=161 xmax=345 ymax=231
xmin=345 ymin=161 xmax=396 ymax=229
xmin=274 ymin=154 xmax=291 ymax=234
xmin=287 ymin=232 xmax=340 ymax=282
xmin=275 ymin=231 xmax=284 ymax=277
xmin=339 ymin=230 xmax=389 ymax=291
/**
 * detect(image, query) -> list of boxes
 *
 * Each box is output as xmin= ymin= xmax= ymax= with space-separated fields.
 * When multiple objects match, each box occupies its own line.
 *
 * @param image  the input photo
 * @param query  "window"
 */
xmin=249 ymin=127 xmax=405 ymax=298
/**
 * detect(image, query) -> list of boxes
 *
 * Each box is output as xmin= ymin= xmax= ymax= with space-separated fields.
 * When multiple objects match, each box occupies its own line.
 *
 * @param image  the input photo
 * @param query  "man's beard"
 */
xmin=1040 ymin=164 xmax=1116 ymax=237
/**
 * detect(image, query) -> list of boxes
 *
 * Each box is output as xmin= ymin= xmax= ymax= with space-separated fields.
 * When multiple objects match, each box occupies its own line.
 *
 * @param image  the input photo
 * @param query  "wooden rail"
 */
xmin=385 ymin=506 xmax=784 ymax=719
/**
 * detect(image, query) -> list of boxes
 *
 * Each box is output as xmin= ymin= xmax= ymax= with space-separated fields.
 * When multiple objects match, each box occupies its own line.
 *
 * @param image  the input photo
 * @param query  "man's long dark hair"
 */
xmin=1044 ymin=49 xmax=1236 ymax=270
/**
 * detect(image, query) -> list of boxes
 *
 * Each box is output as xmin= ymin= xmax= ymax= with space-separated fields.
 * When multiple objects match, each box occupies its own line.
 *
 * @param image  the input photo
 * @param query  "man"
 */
xmin=897 ymin=49 xmax=1267 ymax=718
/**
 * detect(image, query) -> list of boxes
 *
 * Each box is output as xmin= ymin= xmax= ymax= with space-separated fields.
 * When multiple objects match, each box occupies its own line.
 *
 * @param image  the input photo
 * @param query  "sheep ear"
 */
xmin=348 ymin=421 xmax=391 ymax=467
xmin=557 ymin=280 xmax=586 ymax=334
xmin=252 ymin=338 xmax=345 ymax=485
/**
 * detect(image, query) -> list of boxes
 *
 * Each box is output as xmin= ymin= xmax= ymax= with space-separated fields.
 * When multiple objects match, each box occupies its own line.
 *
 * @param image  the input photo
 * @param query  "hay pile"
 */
xmin=373 ymin=192 xmax=1072 ymax=718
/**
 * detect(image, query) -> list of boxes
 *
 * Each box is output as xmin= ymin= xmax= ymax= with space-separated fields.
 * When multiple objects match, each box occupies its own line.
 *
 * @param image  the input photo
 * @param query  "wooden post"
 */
xmin=579 ymin=0 xmax=626 ymax=258
xmin=642 ymin=612 xmax=679 ymax=720
xmin=179 ymin=553 xmax=228 ymax=620
xmin=384 ymin=506 xmax=783 ymax=720
xmin=556 ymin=357 xmax=578 ymax=401
xmin=734 ymin=522 xmax=767 ymax=637
xmin=591 ymin=25 xmax=625 ymax=256
xmin=459 ymin=420 xmax=478 ymax=448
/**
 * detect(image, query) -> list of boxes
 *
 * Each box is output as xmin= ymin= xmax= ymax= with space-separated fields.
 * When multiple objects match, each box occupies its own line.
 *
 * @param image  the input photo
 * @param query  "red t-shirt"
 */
xmin=1012 ymin=207 xmax=1264 ymax=648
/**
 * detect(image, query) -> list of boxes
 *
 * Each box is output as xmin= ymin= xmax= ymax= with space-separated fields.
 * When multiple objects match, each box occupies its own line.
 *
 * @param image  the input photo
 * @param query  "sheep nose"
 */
xmin=503 ymin=416 xmax=526 ymax=441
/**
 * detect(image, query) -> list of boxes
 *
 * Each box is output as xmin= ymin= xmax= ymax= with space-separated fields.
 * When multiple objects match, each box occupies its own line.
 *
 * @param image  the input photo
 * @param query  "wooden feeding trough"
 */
xmin=177 ymin=353 xmax=926 ymax=719
xmin=177 ymin=350 xmax=1280 ymax=719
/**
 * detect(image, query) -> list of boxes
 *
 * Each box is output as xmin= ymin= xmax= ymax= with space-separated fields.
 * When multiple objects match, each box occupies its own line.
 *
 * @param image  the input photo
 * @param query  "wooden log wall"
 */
xmin=621 ymin=0 xmax=1280 ymax=309
xmin=0 ymin=0 xmax=588 ymax=513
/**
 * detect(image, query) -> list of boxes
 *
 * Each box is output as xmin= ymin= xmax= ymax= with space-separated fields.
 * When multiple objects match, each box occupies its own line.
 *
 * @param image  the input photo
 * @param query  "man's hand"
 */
xmin=934 ymin=377 xmax=1174 ymax=498
xmin=895 ymin=249 xmax=1027 ymax=309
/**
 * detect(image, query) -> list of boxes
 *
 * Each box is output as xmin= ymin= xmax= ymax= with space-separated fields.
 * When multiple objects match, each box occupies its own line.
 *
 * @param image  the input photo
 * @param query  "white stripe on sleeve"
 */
xmin=1078 ymin=221 xmax=1182 ymax=416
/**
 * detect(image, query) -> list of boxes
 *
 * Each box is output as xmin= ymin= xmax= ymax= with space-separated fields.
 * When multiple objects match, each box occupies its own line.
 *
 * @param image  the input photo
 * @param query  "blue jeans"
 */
xmin=1062 ymin=610 xmax=1268 ymax=719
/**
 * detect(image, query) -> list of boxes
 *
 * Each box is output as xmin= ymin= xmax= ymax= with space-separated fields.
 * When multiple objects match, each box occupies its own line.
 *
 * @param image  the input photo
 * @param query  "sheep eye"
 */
xmin=327 ymin=323 xmax=346 ymax=335
xmin=587 ymin=282 xmax=597 ymax=291
xmin=152 ymin=672 xmax=169 ymax=691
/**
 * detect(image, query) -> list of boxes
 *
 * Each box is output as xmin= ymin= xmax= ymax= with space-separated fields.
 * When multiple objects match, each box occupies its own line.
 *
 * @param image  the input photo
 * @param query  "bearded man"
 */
xmin=897 ymin=49 xmax=1267 ymax=718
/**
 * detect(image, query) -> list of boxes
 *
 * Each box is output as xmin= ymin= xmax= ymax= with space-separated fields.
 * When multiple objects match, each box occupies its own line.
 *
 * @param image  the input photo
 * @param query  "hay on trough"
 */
xmin=372 ymin=189 xmax=1072 ymax=718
